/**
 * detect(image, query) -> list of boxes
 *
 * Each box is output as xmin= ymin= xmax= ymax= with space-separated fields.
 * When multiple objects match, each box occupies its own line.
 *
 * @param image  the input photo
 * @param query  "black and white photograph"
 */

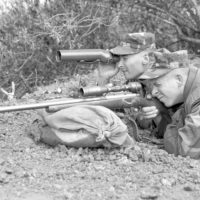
xmin=0 ymin=0 xmax=200 ymax=199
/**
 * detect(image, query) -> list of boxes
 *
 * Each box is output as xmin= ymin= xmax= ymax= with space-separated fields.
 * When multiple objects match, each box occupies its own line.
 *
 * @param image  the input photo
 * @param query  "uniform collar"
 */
xmin=183 ymin=66 xmax=198 ymax=101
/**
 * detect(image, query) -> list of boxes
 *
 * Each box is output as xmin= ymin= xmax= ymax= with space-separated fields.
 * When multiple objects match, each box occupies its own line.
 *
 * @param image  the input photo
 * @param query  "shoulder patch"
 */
xmin=191 ymin=98 xmax=200 ymax=110
xmin=185 ymin=86 xmax=200 ymax=114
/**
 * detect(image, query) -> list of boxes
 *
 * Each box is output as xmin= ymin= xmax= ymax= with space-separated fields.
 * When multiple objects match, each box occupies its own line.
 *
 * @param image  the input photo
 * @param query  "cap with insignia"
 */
xmin=139 ymin=49 xmax=189 ymax=79
xmin=110 ymin=32 xmax=156 ymax=55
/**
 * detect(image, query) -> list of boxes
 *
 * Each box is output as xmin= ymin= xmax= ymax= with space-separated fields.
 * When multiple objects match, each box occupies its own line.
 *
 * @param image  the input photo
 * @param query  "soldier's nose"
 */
xmin=117 ymin=58 xmax=124 ymax=67
xmin=151 ymin=87 xmax=158 ymax=97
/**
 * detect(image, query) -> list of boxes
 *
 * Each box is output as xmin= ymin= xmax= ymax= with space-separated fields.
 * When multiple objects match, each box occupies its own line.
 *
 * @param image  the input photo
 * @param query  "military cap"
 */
xmin=139 ymin=49 xmax=189 ymax=79
xmin=110 ymin=32 xmax=156 ymax=55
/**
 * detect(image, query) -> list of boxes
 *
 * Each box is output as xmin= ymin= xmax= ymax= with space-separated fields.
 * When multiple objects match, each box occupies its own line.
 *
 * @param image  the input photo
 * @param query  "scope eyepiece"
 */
xmin=56 ymin=51 xmax=62 ymax=62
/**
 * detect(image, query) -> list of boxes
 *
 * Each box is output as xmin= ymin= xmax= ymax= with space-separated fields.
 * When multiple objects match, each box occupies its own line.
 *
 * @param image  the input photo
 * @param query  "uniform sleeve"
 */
xmin=164 ymin=106 xmax=200 ymax=159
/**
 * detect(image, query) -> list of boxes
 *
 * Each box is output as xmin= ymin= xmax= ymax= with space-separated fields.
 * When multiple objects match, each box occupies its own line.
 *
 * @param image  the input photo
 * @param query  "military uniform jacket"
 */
xmin=164 ymin=66 xmax=200 ymax=159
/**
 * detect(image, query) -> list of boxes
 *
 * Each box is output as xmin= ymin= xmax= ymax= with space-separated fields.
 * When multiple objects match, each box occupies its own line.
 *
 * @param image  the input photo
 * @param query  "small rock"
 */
xmin=95 ymin=155 xmax=102 ymax=161
xmin=183 ymin=186 xmax=193 ymax=191
xmin=189 ymin=160 xmax=199 ymax=168
xmin=129 ymin=152 xmax=139 ymax=161
xmin=93 ymin=164 xmax=105 ymax=170
xmin=96 ymin=193 xmax=102 ymax=198
xmin=161 ymin=178 xmax=173 ymax=186
xmin=76 ymin=147 xmax=84 ymax=156
xmin=56 ymin=144 xmax=68 ymax=153
xmin=0 ymin=173 xmax=9 ymax=184
xmin=44 ymin=153 xmax=52 ymax=160
xmin=5 ymin=168 xmax=13 ymax=174
xmin=134 ymin=145 xmax=141 ymax=151
xmin=108 ymin=186 xmax=115 ymax=193
xmin=22 ymin=172 xmax=29 ymax=178
xmin=63 ymin=190 xmax=73 ymax=199
xmin=54 ymin=184 xmax=63 ymax=190
xmin=142 ymin=149 xmax=151 ymax=162
xmin=116 ymin=157 xmax=130 ymax=165
xmin=0 ymin=158 xmax=5 ymax=165
xmin=189 ymin=171 xmax=200 ymax=180
xmin=20 ymin=192 xmax=53 ymax=200
xmin=140 ymin=191 xmax=158 ymax=199
xmin=109 ymin=155 xmax=117 ymax=160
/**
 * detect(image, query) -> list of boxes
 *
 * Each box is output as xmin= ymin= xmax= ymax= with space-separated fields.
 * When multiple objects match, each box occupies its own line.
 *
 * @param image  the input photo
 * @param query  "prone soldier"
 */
xmin=137 ymin=61 xmax=200 ymax=159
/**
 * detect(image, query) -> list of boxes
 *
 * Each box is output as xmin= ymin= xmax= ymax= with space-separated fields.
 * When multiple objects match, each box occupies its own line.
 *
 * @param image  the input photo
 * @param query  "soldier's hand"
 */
xmin=97 ymin=62 xmax=119 ymax=86
xmin=138 ymin=106 xmax=160 ymax=120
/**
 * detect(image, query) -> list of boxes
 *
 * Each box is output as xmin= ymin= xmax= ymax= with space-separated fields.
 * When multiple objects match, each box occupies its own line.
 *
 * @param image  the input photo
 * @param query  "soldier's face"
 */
xmin=151 ymin=74 xmax=183 ymax=107
xmin=118 ymin=52 xmax=147 ymax=80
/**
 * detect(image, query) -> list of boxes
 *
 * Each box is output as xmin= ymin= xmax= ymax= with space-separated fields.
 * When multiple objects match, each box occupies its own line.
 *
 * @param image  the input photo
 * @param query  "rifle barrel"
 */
xmin=0 ymin=94 xmax=139 ymax=113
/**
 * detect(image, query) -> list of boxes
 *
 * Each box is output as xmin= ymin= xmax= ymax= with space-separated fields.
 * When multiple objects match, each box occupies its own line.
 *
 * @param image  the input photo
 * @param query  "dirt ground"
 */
xmin=0 ymin=79 xmax=200 ymax=200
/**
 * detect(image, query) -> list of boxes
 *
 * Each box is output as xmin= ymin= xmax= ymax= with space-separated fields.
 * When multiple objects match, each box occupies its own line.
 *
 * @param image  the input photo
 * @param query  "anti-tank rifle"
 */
xmin=0 ymin=82 xmax=143 ymax=112
xmin=56 ymin=49 xmax=120 ymax=63
xmin=0 ymin=81 xmax=168 ymax=115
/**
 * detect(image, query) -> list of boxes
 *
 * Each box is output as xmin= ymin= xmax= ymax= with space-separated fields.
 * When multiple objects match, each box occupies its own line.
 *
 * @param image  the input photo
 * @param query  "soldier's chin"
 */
xmin=162 ymin=101 xmax=173 ymax=108
xmin=124 ymin=72 xmax=137 ymax=80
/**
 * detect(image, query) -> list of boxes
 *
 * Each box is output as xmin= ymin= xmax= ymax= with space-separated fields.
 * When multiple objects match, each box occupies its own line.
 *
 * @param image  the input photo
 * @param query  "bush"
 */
xmin=0 ymin=0 xmax=200 ymax=99
xmin=0 ymin=0 xmax=125 ymax=98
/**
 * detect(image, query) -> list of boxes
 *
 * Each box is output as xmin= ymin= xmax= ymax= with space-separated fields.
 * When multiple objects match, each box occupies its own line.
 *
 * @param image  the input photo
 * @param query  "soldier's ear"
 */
xmin=176 ymin=74 xmax=184 ymax=87
xmin=142 ymin=53 xmax=149 ymax=66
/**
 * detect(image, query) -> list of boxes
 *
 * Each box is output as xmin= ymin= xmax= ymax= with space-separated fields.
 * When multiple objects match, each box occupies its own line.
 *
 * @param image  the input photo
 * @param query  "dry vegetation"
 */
xmin=0 ymin=0 xmax=200 ymax=99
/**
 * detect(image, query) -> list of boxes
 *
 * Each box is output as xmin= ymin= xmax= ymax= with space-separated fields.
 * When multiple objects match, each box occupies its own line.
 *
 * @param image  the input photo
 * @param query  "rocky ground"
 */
xmin=0 ymin=76 xmax=200 ymax=200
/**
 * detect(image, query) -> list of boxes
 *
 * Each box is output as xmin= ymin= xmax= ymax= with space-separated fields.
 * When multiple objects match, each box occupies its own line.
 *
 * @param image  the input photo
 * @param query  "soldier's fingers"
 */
xmin=142 ymin=106 xmax=157 ymax=112
xmin=138 ymin=112 xmax=158 ymax=120
xmin=141 ymin=108 xmax=159 ymax=117
xmin=142 ymin=113 xmax=158 ymax=119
